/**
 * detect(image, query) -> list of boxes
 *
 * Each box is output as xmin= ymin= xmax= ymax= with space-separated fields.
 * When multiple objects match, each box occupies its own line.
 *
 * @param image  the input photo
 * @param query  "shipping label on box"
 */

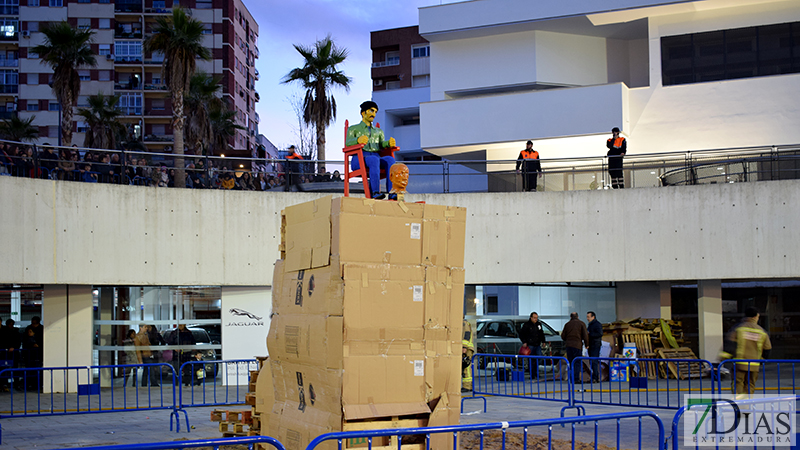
xmin=268 ymin=314 xmax=343 ymax=369
xmin=342 ymin=355 xmax=428 ymax=405
xmin=272 ymin=256 xmax=344 ymax=316
xmin=342 ymin=263 xmax=425 ymax=330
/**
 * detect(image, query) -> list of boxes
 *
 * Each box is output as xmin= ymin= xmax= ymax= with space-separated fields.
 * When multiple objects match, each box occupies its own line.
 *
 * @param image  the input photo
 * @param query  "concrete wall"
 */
xmin=1 ymin=176 xmax=799 ymax=286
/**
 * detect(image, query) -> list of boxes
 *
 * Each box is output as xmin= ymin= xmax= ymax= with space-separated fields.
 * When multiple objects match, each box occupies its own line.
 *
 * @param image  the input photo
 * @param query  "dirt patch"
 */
xmin=460 ymin=430 xmax=630 ymax=450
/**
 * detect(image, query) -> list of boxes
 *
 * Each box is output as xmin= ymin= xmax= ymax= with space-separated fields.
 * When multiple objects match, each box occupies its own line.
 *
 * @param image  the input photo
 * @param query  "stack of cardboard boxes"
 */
xmin=261 ymin=196 xmax=466 ymax=450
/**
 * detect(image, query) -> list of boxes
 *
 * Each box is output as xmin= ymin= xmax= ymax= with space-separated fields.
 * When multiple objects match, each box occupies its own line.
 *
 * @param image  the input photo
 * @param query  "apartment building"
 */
xmin=5 ymin=0 xmax=258 ymax=156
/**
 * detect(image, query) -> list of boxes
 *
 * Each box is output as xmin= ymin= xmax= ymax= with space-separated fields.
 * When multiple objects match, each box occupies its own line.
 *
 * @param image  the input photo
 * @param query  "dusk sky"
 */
xmin=252 ymin=0 xmax=456 ymax=155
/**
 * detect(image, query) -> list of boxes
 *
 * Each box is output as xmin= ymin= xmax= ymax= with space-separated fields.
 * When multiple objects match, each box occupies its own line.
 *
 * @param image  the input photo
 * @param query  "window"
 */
xmin=98 ymin=70 xmax=111 ymax=81
xmin=49 ymin=127 xmax=59 ymax=138
xmin=150 ymin=50 xmax=164 ymax=63
xmin=78 ymin=0 xmax=89 ymax=3
xmin=0 ymin=69 xmax=17 ymax=85
xmin=0 ymin=19 xmax=18 ymax=38
xmin=114 ymin=40 xmax=142 ymax=61
xmin=28 ymin=0 xmax=38 ymax=5
xmin=152 ymin=0 xmax=165 ymax=8
xmin=78 ymin=70 xmax=90 ymax=81
xmin=27 ymin=102 xmax=38 ymax=111
xmin=151 ymin=124 xmax=165 ymax=134
xmin=99 ymin=0 xmax=109 ymax=3
xmin=77 ymin=95 xmax=89 ymax=107
xmin=48 ymin=0 xmax=62 ymax=6
xmin=77 ymin=18 xmax=90 ymax=30
xmin=152 ymin=72 xmax=162 ymax=84
xmin=412 ymin=44 xmax=430 ymax=58
xmin=486 ymin=295 xmax=498 ymax=314
xmin=48 ymin=102 xmax=60 ymax=111
xmin=119 ymin=92 xmax=142 ymax=115
xmin=662 ymin=21 xmax=800 ymax=86
xmin=412 ymin=74 xmax=430 ymax=87
xmin=151 ymin=98 xmax=164 ymax=110
xmin=202 ymin=23 xmax=212 ymax=34
xmin=28 ymin=21 xmax=38 ymax=32
xmin=77 ymin=121 xmax=89 ymax=133
xmin=385 ymin=80 xmax=401 ymax=90
xmin=99 ymin=44 xmax=111 ymax=56
xmin=196 ymin=0 xmax=211 ymax=8
xmin=385 ymin=51 xmax=400 ymax=65
xmin=99 ymin=18 xmax=111 ymax=29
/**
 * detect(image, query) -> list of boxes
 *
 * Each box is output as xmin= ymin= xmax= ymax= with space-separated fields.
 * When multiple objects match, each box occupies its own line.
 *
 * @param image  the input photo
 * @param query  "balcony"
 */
xmin=144 ymin=8 xmax=171 ymax=14
xmin=144 ymin=108 xmax=170 ymax=116
xmin=144 ymin=83 xmax=168 ymax=91
xmin=120 ymin=106 xmax=142 ymax=115
xmin=0 ymin=6 xmax=19 ymax=14
xmin=254 ymin=68 xmax=259 ymax=80
xmin=143 ymin=59 xmax=164 ymax=65
xmin=0 ymin=58 xmax=18 ymax=67
xmin=254 ymin=92 xmax=259 ymax=102
xmin=0 ymin=84 xmax=18 ymax=94
xmin=0 ymin=32 xmax=18 ymax=42
xmin=371 ymin=59 xmax=400 ymax=68
xmin=115 ymin=56 xmax=143 ymax=63
xmin=114 ymin=82 xmax=142 ymax=91
xmin=0 ymin=110 xmax=16 ymax=119
xmin=254 ymin=113 xmax=259 ymax=124
xmin=115 ymin=4 xmax=143 ymax=13
xmin=115 ymin=31 xmax=143 ymax=39
xmin=144 ymin=134 xmax=173 ymax=142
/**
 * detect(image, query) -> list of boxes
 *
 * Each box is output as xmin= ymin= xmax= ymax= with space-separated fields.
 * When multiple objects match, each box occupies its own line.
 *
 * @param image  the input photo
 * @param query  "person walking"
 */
xmin=561 ymin=312 xmax=589 ymax=382
xmin=606 ymin=127 xmax=626 ymax=189
xmin=122 ymin=329 xmax=138 ymax=387
xmin=721 ymin=307 xmax=772 ymax=397
xmin=134 ymin=325 xmax=160 ymax=387
xmin=516 ymin=141 xmax=542 ymax=192
xmin=586 ymin=311 xmax=603 ymax=383
xmin=519 ymin=312 xmax=546 ymax=378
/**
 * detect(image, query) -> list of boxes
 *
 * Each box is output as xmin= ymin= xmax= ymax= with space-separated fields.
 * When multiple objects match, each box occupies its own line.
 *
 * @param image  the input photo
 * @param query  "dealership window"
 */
xmin=92 ymin=286 xmax=222 ymax=371
xmin=662 ymin=21 xmax=800 ymax=86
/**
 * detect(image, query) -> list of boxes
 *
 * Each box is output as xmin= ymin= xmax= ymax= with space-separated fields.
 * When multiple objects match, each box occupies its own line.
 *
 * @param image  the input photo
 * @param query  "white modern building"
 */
xmin=417 ymin=0 xmax=800 ymax=163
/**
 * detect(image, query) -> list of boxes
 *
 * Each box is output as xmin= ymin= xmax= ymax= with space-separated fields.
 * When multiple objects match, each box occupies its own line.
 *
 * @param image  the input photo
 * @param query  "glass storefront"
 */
xmin=93 ymin=286 xmax=222 ymax=377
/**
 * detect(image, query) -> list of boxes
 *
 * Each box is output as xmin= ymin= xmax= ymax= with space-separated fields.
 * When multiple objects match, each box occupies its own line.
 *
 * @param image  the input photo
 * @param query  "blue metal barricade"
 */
xmin=307 ymin=411 xmax=665 ymax=450
xmin=718 ymin=359 xmax=800 ymax=399
xmin=46 ymin=435 xmax=288 ymax=450
xmin=570 ymin=356 xmax=716 ymax=410
xmin=669 ymin=395 xmax=798 ymax=449
xmin=0 ymin=363 xmax=179 ymax=443
xmin=176 ymin=359 xmax=258 ymax=410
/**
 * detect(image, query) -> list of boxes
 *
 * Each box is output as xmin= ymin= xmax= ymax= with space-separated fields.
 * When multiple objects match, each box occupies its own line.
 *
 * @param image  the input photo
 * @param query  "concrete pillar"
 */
xmin=42 ymin=285 xmax=93 ymax=393
xmin=697 ymin=279 xmax=723 ymax=362
xmin=659 ymin=282 xmax=672 ymax=320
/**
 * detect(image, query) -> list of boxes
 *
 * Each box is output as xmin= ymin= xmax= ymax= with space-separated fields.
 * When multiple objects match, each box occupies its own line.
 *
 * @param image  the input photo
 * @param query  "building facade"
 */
xmin=7 ymin=0 xmax=258 ymax=156
xmin=417 ymin=0 xmax=800 ymax=165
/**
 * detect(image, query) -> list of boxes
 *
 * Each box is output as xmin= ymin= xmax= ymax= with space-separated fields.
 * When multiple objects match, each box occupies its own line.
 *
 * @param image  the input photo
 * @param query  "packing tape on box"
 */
xmin=445 ymin=209 xmax=455 ymax=217
xmin=446 ymin=275 xmax=452 ymax=289
xmin=383 ymin=251 xmax=391 ymax=263
xmin=398 ymin=202 xmax=409 ymax=213
xmin=427 ymin=281 xmax=436 ymax=295
xmin=362 ymin=273 xmax=369 ymax=288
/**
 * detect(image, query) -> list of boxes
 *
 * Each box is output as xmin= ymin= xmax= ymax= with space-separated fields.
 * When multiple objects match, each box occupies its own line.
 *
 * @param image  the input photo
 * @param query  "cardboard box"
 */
xmin=282 ymin=197 xmax=466 ymax=272
xmin=271 ymin=257 xmax=344 ymax=317
xmin=268 ymin=314 xmax=344 ymax=370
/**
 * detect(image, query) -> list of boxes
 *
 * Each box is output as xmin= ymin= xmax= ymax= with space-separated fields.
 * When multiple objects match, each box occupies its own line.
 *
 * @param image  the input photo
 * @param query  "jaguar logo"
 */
xmin=229 ymin=308 xmax=263 ymax=321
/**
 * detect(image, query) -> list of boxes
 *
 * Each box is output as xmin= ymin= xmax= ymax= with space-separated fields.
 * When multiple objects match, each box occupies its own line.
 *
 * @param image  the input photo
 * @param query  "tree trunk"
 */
xmin=172 ymin=89 xmax=186 ymax=188
xmin=316 ymin=118 xmax=325 ymax=171
xmin=62 ymin=92 xmax=73 ymax=147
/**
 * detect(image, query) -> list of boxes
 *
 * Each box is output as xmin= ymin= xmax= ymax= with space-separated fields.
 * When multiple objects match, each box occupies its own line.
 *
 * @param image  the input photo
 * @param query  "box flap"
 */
xmin=343 ymin=402 xmax=430 ymax=421
xmin=284 ymin=197 xmax=332 ymax=272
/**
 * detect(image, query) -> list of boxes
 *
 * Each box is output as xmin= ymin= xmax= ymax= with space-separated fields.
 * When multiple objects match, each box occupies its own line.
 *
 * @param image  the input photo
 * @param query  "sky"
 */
xmin=251 ymin=0 xmax=453 ymax=155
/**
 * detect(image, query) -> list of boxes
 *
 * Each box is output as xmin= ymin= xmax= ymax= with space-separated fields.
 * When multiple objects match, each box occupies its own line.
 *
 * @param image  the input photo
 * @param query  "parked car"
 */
xmin=160 ymin=327 xmax=221 ymax=379
xmin=475 ymin=317 xmax=565 ymax=357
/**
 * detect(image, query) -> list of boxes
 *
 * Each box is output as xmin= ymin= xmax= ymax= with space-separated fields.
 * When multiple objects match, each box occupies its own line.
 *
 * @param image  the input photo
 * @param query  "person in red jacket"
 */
xmin=516 ymin=141 xmax=542 ymax=192
xmin=284 ymin=145 xmax=304 ymax=191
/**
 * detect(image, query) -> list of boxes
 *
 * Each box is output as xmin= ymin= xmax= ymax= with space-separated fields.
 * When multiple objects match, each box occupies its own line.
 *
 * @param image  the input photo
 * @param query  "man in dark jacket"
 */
xmin=561 ymin=312 xmax=588 ymax=382
xmin=586 ymin=311 xmax=603 ymax=382
xmin=519 ymin=312 xmax=546 ymax=378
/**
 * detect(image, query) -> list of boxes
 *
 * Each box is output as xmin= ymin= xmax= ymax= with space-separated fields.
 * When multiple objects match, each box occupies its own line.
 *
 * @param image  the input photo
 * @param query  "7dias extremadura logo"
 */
xmin=684 ymin=395 xmax=795 ymax=446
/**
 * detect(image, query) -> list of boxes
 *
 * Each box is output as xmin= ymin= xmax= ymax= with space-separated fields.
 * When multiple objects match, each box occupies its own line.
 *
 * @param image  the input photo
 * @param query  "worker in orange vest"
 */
xmin=516 ymin=140 xmax=542 ymax=192
xmin=284 ymin=145 xmax=304 ymax=191
xmin=606 ymin=128 xmax=626 ymax=189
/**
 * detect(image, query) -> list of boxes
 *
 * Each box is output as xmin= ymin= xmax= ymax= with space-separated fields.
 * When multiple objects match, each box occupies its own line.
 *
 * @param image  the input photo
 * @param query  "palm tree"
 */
xmin=144 ymin=8 xmax=211 ymax=186
xmin=76 ymin=93 xmax=125 ymax=150
xmin=0 ymin=115 xmax=39 ymax=142
xmin=185 ymin=72 xmax=224 ymax=155
xmin=282 ymin=36 xmax=351 ymax=168
xmin=32 ymin=21 xmax=96 ymax=147
xmin=209 ymin=106 xmax=245 ymax=156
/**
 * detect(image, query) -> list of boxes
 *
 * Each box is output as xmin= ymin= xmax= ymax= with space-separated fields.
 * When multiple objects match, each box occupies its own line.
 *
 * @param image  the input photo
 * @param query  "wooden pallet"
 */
xmin=343 ymin=415 xmax=428 ymax=450
xmin=655 ymin=347 xmax=704 ymax=379
xmin=219 ymin=422 xmax=245 ymax=433
xmin=622 ymin=329 xmax=657 ymax=379
xmin=226 ymin=409 xmax=253 ymax=425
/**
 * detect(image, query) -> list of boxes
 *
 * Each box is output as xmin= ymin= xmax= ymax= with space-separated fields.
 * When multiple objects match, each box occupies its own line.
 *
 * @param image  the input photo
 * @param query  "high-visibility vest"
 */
xmin=286 ymin=152 xmax=303 ymax=160
xmin=608 ymin=137 xmax=625 ymax=148
xmin=520 ymin=150 xmax=539 ymax=159
xmin=733 ymin=325 xmax=769 ymax=368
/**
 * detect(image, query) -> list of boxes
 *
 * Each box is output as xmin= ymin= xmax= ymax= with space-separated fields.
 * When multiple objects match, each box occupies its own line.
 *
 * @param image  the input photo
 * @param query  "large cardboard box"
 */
xmin=266 ymin=196 xmax=466 ymax=450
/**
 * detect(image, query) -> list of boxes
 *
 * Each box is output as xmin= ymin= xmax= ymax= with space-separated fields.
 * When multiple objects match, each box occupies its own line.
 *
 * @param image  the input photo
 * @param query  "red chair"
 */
xmin=343 ymin=119 xmax=398 ymax=198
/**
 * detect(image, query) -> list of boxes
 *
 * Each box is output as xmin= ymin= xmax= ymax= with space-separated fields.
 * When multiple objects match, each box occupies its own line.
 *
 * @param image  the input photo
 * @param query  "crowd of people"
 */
xmin=0 ymin=142 xmax=344 ymax=190
xmin=0 ymin=316 xmax=44 ymax=392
